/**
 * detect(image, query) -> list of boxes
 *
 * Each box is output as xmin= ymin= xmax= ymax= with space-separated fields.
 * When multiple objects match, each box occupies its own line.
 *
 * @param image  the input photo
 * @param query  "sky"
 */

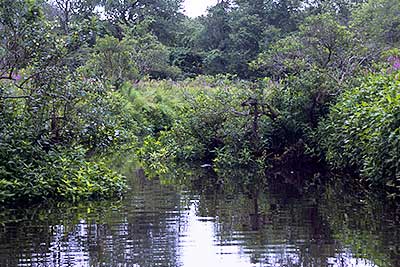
xmin=183 ymin=0 xmax=219 ymax=17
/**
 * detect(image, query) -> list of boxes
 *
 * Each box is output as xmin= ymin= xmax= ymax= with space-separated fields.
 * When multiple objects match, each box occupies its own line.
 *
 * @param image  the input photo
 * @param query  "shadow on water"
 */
xmin=0 ymin=161 xmax=399 ymax=267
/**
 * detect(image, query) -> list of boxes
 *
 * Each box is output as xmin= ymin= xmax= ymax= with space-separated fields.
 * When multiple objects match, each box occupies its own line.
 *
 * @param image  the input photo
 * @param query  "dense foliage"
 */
xmin=320 ymin=71 xmax=400 ymax=197
xmin=0 ymin=0 xmax=399 ymax=204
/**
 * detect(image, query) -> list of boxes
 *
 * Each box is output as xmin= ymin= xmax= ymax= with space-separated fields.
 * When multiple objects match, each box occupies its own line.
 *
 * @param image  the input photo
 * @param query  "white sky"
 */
xmin=183 ymin=0 xmax=219 ymax=17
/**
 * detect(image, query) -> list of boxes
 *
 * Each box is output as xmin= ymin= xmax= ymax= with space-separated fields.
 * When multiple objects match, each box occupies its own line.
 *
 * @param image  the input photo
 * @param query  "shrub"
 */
xmin=0 ymin=142 xmax=126 ymax=204
xmin=319 ymin=71 xmax=400 ymax=197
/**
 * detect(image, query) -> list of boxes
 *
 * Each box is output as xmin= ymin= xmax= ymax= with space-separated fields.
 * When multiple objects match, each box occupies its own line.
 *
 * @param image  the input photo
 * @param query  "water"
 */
xmin=0 ymin=168 xmax=399 ymax=267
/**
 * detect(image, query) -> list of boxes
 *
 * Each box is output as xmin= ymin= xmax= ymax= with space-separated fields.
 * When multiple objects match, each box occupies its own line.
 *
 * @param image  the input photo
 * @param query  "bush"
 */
xmin=0 ymin=72 xmax=132 ymax=205
xmin=75 ymin=89 xmax=139 ymax=153
xmin=136 ymin=77 xmax=282 ymax=173
xmin=319 ymin=71 xmax=400 ymax=197
xmin=0 ymin=142 xmax=126 ymax=204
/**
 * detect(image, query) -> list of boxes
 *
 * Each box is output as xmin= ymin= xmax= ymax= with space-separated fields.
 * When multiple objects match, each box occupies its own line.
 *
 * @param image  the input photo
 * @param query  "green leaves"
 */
xmin=0 ymin=1 xmax=133 ymax=205
xmin=319 ymin=71 xmax=400 ymax=198
xmin=82 ymin=24 xmax=181 ymax=87
xmin=352 ymin=0 xmax=400 ymax=46
xmin=0 ymin=144 xmax=126 ymax=205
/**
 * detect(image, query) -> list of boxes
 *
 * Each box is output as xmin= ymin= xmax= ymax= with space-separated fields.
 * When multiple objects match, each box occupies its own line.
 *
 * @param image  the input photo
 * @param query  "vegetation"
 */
xmin=320 ymin=71 xmax=400 ymax=198
xmin=0 ymin=0 xmax=399 ymax=205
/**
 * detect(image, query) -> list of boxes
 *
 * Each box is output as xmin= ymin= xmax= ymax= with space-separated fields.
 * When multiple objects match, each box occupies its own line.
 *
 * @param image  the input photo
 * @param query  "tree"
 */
xmin=196 ymin=1 xmax=232 ymax=74
xmin=170 ymin=18 xmax=205 ymax=77
xmin=303 ymin=0 xmax=366 ymax=22
xmin=83 ymin=35 xmax=139 ymax=89
xmin=100 ymin=0 xmax=185 ymax=45
xmin=48 ymin=0 xmax=100 ymax=33
xmin=253 ymin=13 xmax=368 ymax=84
xmin=83 ymin=22 xmax=180 ymax=87
xmin=352 ymin=0 xmax=400 ymax=46
xmin=228 ymin=1 xmax=264 ymax=77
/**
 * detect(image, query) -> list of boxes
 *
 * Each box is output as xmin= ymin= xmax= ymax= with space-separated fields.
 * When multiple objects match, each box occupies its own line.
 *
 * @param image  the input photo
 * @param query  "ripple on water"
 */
xmin=0 ymin=175 xmax=398 ymax=267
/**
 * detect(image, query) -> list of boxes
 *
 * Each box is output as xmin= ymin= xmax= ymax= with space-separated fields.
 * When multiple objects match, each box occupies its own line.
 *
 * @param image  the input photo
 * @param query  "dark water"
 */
xmin=0 ymin=168 xmax=399 ymax=267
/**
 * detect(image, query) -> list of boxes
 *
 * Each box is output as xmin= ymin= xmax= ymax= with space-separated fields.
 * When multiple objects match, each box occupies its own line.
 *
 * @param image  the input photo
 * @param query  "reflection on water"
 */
xmin=0 ymin=167 xmax=398 ymax=267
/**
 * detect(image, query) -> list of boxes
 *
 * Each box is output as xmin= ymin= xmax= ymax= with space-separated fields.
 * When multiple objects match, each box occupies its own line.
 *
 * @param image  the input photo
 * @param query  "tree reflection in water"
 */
xmin=0 ymin=165 xmax=398 ymax=267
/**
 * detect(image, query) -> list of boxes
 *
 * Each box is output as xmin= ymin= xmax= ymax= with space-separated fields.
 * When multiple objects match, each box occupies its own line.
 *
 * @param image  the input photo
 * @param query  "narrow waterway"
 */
xmin=0 ymin=167 xmax=398 ymax=267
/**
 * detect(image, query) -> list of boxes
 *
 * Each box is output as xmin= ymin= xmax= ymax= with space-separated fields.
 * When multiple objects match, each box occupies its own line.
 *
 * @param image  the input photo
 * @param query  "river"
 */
xmin=0 ymin=167 xmax=398 ymax=267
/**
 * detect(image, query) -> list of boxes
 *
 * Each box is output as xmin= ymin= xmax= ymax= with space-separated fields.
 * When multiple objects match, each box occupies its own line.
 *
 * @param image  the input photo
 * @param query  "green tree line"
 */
xmin=0 ymin=0 xmax=399 ymax=204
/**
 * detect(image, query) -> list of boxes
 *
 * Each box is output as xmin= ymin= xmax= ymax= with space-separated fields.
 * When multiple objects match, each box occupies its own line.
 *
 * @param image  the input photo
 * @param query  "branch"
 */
xmin=0 ymin=95 xmax=32 ymax=99
xmin=15 ymin=73 xmax=38 ymax=89
xmin=323 ymin=47 xmax=332 ymax=68
xmin=231 ymin=108 xmax=250 ymax=116
xmin=0 ymin=66 xmax=16 ymax=81
xmin=0 ymin=76 xmax=16 ymax=81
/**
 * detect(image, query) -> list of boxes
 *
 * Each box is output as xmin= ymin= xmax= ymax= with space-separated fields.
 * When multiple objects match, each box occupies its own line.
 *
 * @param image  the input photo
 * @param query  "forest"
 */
xmin=0 ymin=0 xmax=399 ymax=205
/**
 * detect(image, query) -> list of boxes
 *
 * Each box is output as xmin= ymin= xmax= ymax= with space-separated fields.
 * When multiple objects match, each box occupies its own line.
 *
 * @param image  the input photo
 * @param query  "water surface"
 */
xmin=0 ymin=168 xmax=398 ymax=267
